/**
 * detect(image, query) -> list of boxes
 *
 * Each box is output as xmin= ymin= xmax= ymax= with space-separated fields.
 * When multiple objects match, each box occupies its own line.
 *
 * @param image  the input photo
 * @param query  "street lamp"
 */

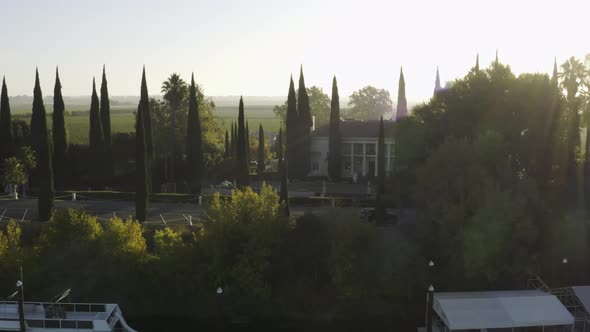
xmin=562 ymin=258 xmax=569 ymax=287
xmin=426 ymin=284 xmax=435 ymax=332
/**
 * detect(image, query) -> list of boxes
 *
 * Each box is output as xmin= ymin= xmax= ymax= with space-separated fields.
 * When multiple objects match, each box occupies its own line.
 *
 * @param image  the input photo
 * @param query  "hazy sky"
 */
xmin=1 ymin=0 xmax=589 ymax=102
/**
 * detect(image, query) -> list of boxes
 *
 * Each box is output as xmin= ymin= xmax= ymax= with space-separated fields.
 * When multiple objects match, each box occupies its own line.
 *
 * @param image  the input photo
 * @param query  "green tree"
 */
xmin=280 ymin=156 xmax=290 ymax=217
xmin=31 ymin=70 xmax=54 ymax=221
xmin=186 ymin=73 xmax=203 ymax=194
xmin=0 ymin=76 xmax=13 ymax=156
xmin=246 ymin=121 xmax=251 ymax=162
xmin=297 ymin=67 xmax=311 ymax=178
xmin=347 ymin=86 xmax=393 ymax=120
xmin=236 ymin=97 xmax=249 ymax=186
xmin=2 ymin=147 xmax=35 ymax=193
xmin=285 ymin=76 xmax=298 ymax=179
xmin=375 ymin=116 xmax=386 ymax=223
xmin=224 ymin=129 xmax=230 ymax=159
xmin=135 ymin=103 xmax=149 ymax=222
xmin=100 ymin=66 xmax=112 ymax=178
xmin=231 ymin=122 xmax=236 ymax=159
xmin=140 ymin=67 xmax=154 ymax=161
xmin=257 ymin=124 xmax=265 ymax=175
xmin=161 ymin=73 xmax=188 ymax=182
xmin=328 ymin=76 xmax=341 ymax=180
xmin=273 ymin=86 xmax=330 ymax=126
xmin=396 ymin=68 xmax=408 ymax=120
xmin=52 ymin=68 xmax=68 ymax=185
xmin=101 ymin=217 xmax=146 ymax=259
xmin=89 ymin=78 xmax=105 ymax=187
xmin=277 ymin=128 xmax=283 ymax=176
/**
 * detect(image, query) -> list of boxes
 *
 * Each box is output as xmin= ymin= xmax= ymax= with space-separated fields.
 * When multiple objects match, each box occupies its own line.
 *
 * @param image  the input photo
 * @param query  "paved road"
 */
xmin=0 ymin=197 xmax=357 ymax=224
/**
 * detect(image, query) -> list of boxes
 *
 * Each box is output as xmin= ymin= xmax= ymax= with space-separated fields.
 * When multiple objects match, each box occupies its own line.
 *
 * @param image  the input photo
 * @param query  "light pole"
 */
xmin=562 ymin=257 xmax=569 ymax=287
xmin=216 ymin=286 xmax=223 ymax=332
xmin=426 ymin=260 xmax=435 ymax=332
xmin=16 ymin=280 xmax=25 ymax=332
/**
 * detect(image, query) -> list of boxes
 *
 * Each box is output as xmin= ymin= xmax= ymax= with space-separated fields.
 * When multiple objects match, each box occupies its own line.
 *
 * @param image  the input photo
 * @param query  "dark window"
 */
xmin=366 ymin=143 xmax=376 ymax=155
xmin=344 ymin=160 xmax=351 ymax=170
xmin=75 ymin=304 xmax=90 ymax=312
xmin=90 ymin=304 xmax=105 ymax=312
xmin=312 ymin=161 xmax=319 ymax=171
xmin=342 ymin=143 xmax=351 ymax=155
xmin=27 ymin=320 xmax=44 ymax=328
xmin=61 ymin=320 xmax=76 ymax=328
xmin=354 ymin=143 xmax=363 ymax=155
xmin=76 ymin=321 xmax=93 ymax=329
xmin=45 ymin=320 xmax=60 ymax=328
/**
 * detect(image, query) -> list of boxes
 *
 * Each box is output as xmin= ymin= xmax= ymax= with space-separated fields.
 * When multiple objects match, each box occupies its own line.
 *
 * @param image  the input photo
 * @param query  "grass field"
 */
xmin=11 ymin=104 xmax=281 ymax=145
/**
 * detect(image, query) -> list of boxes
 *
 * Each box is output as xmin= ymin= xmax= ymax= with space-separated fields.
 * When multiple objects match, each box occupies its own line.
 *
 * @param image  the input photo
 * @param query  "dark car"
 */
xmin=360 ymin=208 xmax=398 ymax=226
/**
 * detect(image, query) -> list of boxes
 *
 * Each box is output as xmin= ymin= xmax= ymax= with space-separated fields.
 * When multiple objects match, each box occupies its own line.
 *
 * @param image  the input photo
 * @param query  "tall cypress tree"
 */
xmin=231 ymin=122 xmax=236 ymax=158
xmin=140 ymin=67 xmax=154 ymax=160
xmin=328 ymin=76 xmax=341 ymax=180
xmin=434 ymin=67 xmax=442 ymax=96
xmin=89 ymin=77 xmax=105 ymax=187
xmin=280 ymin=155 xmax=290 ymax=217
xmin=246 ymin=121 xmax=251 ymax=162
xmin=285 ymin=76 xmax=298 ymax=180
xmin=52 ymin=68 xmax=67 ymax=186
xmin=100 ymin=65 xmax=112 ymax=179
xmin=475 ymin=53 xmax=480 ymax=72
xmin=139 ymin=67 xmax=153 ymax=192
xmin=186 ymin=73 xmax=204 ymax=194
xmin=277 ymin=128 xmax=283 ymax=175
xmin=375 ymin=116 xmax=386 ymax=224
xmin=224 ymin=129 xmax=230 ymax=159
xmin=135 ymin=103 xmax=149 ymax=222
xmin=0 ymin=76 xmax=13 ymax=157
xmin=396 ymin=68 xmax=408 ymax=120
xmin=257 ymin=123 xmax=265 ymax=175
xmin=236 ymin=97 xmax=249 ymax=186
xmin=89 ymin=78 xmax=104 ymax=150
xmin=297 ymin=66 xmax=312 ymax=178
xmin=32 ymin=70 xmax=54 ymax=221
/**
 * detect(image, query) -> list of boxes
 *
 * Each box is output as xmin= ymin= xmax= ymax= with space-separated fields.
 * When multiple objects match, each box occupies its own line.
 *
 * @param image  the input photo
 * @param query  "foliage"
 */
xmin=52 ymin=68 xmax=68 ymax=185
xmin=257 ymin=124 xmax=265 ymax=174
xmin=135 ymin=103 xmax=149 ymax=222
xmin=273 ymin=86 xmax=331 ymax=126
xmin=0 ymin=77 xmax=13 ymax=156
xmin=31 ymin=70 xmax=54 ymax=221
xmin=186 ymin=74 xmax=204 ymax=194
xmin=236 ymin=97 xmax=249 ymax=186
xmin=100 ymin=66 xmax=113 ymax=179
xmin=328 ymin=76 xmax=341 ymax=180
xmin=101 ymin=217 xmax=146 ymax=258
xmin=2 ymin=157 xmax=27 ymax=189
xmin=346 ymin=86 xmax=393 ymax=120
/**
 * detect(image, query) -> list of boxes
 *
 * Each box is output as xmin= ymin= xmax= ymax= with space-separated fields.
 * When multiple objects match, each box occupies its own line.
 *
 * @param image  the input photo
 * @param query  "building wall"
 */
xmin=309 ymin=137 xmax=394 ymax=178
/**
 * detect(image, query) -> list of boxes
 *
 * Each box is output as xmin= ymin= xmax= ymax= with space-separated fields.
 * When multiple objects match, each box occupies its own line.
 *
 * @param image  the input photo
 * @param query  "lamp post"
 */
xmin=17 ymin=280 xmax=25 ymax=332
xmin=426 ymin=260 xmax=435 ymax=332
xmin=216 ymin=286 xmax=223 ymax=332
xmin=562 ymin=257 xmax=569 ymax=287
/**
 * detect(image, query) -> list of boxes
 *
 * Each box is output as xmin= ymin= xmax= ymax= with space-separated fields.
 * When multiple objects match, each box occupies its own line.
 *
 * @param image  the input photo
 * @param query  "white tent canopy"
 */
xmin=433 ymin=290 xmax=574 ymax=330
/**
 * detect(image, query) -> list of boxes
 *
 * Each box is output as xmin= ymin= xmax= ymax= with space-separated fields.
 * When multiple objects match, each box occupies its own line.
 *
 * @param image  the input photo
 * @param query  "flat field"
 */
xmin=11 ymin=104 xmax=280 ymax=145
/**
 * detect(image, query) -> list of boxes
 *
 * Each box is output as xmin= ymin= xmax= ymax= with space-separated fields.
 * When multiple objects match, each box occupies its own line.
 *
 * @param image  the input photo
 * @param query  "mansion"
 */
xmin=309 ymin=120 xmax=395 ymax=179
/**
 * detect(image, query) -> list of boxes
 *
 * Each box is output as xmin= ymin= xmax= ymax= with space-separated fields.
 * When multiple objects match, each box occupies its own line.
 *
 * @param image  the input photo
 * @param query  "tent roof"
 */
xmin=572 ymin=286 xmax=590 ymax=313
xmin=433 ymin=290 xmax=574 ymax=330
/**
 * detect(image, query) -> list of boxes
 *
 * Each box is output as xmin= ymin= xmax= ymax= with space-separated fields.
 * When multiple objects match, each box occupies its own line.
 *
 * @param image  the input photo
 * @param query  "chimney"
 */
xmin=311 ymin=115 xmax=316 ymax=132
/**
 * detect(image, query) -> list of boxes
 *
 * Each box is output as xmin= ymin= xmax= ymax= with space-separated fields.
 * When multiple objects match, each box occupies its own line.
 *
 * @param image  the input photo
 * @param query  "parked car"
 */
xmin=360 ymin=208 xmax=398 ymax=226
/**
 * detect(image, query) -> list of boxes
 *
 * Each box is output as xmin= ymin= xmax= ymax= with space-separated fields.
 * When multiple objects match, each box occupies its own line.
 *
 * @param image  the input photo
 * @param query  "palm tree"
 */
xmin=161 ymin=73 xmax=188 ymax=184
xmin=559 ymin=57 xmax=587 ymax=207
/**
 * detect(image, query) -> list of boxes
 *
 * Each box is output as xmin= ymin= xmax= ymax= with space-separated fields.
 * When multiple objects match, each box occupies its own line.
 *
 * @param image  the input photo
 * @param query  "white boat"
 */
xmin=0 ymin=300 xmax=138 ymax=331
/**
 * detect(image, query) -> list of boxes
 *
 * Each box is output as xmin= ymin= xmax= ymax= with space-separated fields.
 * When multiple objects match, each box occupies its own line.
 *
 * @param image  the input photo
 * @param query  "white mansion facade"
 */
xmin=309 ymin=120 xmax=395 ymax=178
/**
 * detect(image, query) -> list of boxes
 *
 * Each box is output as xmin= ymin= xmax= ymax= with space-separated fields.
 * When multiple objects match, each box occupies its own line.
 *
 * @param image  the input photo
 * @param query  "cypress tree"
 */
xmin=375 ymin=116 xmax=386 ymax=224
xmin=139 ymin=67 xmax=153 ymax=192
xmin=0 ymin=76 xmax=13 ymax=156
xmin=186 ymin=73 xmax=204 ymax=194
xmin=230 ymin=122 xmax=236 ymax=158
xmin=285 ymin=76 xmax=298 ymax=180
xmin=224 ymin=129 xmax=230 ymax=159
xmin=280 ymin=155 xmax=290 ymax=217
xmin=32 ymin=69 xmax=54 ymax=221
xmin=52 ymin=68 xmax=68 ymax=186
xmin=89 ymin=78 xmax=105 ymax=187
xmin=434 ymin=67 xmax=442 ymax=96
xmin=475 ymin=53 xmax=480 ymax=72
xmin=89 ymin=78 xmax=104 ymax=150
xmin=140 ymin=66 xmax=154 ymax=160
xmin=135 ymin=103 xmax=149 ymax=222
xmin=297 ymin=66 xmax=312 ymax=178
xmin=257 ymin=123 xmax=265 ymax=175
xmin=236 ymin=97 xmax=249 ymax=186
xmin=100 ymin=65 xmax=112 ymax=179
xmin=396 ymin=68 xmax=408 ymax=120
xmin=246 ymin=121 xmax=251 ymax=163
xmin=277 ymin=128 xmax=283 ymax=175
xmin=328 ymin=76 xmax=341 ymax=180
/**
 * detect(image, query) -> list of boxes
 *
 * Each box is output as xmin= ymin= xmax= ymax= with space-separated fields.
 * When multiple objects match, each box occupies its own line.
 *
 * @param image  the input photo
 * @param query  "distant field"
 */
xmin=12 ymin=104 xmax=281 ymax=145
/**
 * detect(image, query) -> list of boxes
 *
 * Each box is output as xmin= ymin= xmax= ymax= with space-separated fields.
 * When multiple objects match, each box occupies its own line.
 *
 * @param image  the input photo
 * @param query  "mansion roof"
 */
xmin=311 ymin=119 xmax=394 ymax=139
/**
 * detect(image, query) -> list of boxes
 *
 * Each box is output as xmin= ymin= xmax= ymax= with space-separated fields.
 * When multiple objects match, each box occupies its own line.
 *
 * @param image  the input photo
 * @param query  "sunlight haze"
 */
xmin=1 ymin=0 xmax=588 ymax=102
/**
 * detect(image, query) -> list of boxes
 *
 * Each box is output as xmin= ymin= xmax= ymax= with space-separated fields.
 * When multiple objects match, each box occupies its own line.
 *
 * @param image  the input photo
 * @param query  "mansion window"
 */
xmin=312 ymin=161 xmax=319 ymax=171
xmin=366 ymin=143 xmax=376 ymax=156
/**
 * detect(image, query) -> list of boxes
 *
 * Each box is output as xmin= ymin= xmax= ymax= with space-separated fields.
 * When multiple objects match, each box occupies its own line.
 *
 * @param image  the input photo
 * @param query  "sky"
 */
xmin=1 ymin=0 xmax=589 ymax=102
